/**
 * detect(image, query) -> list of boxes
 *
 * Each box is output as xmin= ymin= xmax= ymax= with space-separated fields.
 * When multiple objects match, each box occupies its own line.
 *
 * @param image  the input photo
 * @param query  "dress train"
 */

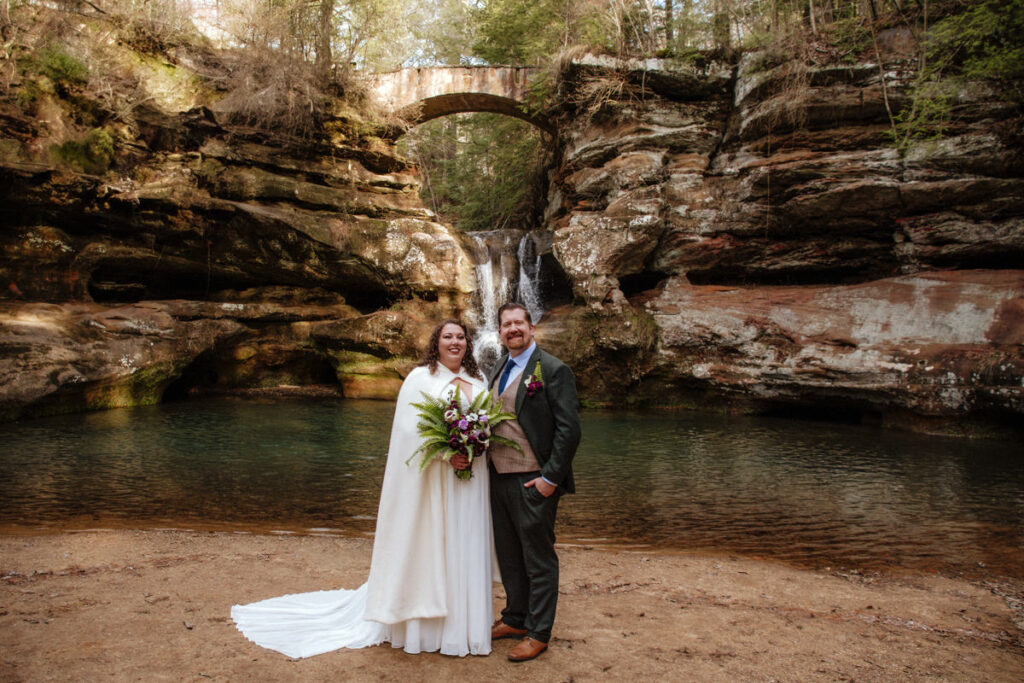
xmin=231 ymin=453 xmax=493 ymax=658
xmin=232 ymin=367 xmax=493 ymax=658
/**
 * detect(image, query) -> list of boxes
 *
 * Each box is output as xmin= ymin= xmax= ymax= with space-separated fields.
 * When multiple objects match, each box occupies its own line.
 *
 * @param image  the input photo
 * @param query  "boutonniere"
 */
xmin=524 ymin=361 xmax=544 ymax=397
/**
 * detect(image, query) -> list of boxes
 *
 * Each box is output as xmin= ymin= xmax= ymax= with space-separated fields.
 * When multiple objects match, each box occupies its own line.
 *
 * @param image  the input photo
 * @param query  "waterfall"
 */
xmin=516 ymin=234 xmax=544 ymax=325
xmin=468 ymin=231 xmax=545 ymax=373
xmin=472 ymin=245 xmax=502 ymax=334
xmin=469 ymin=233 xmax=510 ymax=373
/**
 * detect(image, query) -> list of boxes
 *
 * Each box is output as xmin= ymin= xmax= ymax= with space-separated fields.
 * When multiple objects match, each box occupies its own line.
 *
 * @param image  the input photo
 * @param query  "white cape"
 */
xmin=364 ymin=364 xmax=462 ymax=622
xmin=232 ymin=364 xmax=493 ymax=658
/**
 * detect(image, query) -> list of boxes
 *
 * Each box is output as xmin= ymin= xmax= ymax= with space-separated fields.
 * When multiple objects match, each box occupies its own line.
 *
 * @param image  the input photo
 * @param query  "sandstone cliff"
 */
xmin=0 ymin=9 xmax=475 ymax=419
xmin=536 ymin=42 xmax=1023 ymax=435
xmin=1 ymin=15 xmax=1021 ymax=435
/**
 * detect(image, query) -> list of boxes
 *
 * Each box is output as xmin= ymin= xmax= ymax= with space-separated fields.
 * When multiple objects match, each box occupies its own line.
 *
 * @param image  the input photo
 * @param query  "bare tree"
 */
xmin=316 ymin=0 xmax=334 ymax=79
xmin=665 ymin=0 xmax=674 ymax=44
xmin=712 ymin=0 xmax=731 ymax=50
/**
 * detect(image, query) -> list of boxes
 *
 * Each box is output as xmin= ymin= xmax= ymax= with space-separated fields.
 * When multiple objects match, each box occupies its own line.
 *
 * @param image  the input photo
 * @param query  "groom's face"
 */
xmin=498 ymin=307 xmax=535 ymax=356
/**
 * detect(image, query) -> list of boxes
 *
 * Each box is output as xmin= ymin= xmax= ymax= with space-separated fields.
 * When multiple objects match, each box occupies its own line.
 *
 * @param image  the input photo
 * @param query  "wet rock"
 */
xmin=0 ymin=296 xmax=459 ymax=415
xmin=0 ymin=302 xmax=245 ymax=420
xmin=538 ymin=271 xmax=1024 ymax=435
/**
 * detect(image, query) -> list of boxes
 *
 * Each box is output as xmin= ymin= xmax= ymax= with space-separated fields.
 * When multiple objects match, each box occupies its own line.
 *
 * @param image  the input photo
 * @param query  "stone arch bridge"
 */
xmin=365 ymin=66 xmax=555 ymax=136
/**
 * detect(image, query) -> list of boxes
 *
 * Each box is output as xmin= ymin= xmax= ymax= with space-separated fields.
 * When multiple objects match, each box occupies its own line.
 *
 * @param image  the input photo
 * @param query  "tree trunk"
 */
xmin=866 ymin=0 xmax=878 ymax=22
xmin=316 ymin=0 xmax=334 ymax=81
xmin=1 ymin=0 xmax=11 ymax=42
xmin=665 ymin=0 xmax=674 ymax=44
xmin=713 ymin=0 xmax=731 ymax=51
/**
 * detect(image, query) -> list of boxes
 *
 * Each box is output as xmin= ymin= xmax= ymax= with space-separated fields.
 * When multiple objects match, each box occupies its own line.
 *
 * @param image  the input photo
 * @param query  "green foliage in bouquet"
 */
xmin=408 ymin=386 xmax=521 ymax=480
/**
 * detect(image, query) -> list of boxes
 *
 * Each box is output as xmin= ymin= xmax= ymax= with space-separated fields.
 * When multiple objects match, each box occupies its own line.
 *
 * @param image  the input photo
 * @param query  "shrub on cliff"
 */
xmin=14 ymin=42 xmax=89 ymax=112
xmin=895 ymin=0 xmax=1024 ymax=148
xmin=212 ymin=51 xmax=329 ymax=143
xmin=111 ymin=0 xmax=199 ymax=54
xmin=36 ymin=44 xmax=88 ymax=89
xmin=50 ymin=128 xmax=116 ymax=175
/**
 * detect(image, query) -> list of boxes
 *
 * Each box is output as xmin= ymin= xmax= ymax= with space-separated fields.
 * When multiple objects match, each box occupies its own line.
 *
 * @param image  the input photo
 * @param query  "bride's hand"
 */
xmin=450 ymin=454 xmax=471 ymax=470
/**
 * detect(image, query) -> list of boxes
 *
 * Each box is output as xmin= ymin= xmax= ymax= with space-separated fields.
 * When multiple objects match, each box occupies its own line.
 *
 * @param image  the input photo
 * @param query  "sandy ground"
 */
xmin=1 ymin=530 xmax=1023 ymax=682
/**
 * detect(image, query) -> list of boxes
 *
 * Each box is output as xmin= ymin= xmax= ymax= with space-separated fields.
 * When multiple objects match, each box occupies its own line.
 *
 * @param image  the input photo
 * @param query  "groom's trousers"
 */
xmin=489 ymin=466 xmax=561 ymax=644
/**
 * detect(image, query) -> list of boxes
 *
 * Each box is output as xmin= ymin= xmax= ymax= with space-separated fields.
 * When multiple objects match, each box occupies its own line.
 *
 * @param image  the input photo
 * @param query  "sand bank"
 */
xmin=1 ymin=530 xmax=1022 ymax=681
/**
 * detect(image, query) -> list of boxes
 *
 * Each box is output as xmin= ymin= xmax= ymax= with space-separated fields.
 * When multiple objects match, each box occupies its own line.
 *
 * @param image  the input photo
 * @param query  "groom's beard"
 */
xmin=502 ymin=331 xmax=527 ymax=351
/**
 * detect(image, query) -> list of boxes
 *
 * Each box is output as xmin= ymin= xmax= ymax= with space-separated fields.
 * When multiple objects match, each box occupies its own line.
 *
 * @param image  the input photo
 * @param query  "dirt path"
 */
xmin=2 ymin=530 xmax=1022 ymax=681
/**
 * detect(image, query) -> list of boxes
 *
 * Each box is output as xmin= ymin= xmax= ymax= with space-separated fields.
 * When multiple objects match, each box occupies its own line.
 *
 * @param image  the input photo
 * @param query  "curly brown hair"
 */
xmin=418 ymin=319 xmax=483 ymax=379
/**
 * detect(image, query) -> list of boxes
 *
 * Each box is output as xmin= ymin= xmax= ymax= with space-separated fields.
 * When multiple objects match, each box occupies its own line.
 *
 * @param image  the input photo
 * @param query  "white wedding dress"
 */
xmin=232 ymin=365 xmax=493 ymax=658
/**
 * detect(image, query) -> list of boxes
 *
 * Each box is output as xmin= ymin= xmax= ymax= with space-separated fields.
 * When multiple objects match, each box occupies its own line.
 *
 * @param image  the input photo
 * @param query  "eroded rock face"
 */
xmin=648 ymin=271 xmax=1023 ymax=419
xmin=540 ymin=50 xmax=1023 ymax=433
xmin=538 ymin=271 xmax=1023 ymax=435
xmin=0 ymin=122 xmax=475 ymax=311
xmin=550 ymin=51 xmax=1023 ymax=298
xmin=0 ymin=297 xmax=458 ymax=419
xmin=0 ymin=72 xmax=479 ymax=414
xmin=0 ymin=301 xmax=246 ymax=420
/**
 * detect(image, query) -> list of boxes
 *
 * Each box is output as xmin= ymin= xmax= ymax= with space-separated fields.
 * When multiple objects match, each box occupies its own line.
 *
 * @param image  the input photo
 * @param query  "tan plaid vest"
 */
xmin=488 ymin=364 xmax=541 ymax=474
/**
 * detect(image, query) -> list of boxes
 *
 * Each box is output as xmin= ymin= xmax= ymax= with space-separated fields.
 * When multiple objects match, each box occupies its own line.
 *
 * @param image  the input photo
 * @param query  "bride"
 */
xmin=231 ymin=319 xmax=493 ymax=658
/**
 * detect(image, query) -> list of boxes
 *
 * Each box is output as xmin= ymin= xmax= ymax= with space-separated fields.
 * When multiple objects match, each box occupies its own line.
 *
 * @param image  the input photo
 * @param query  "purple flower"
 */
xmin=478 ymin=414 xmax=489 ymax=424
xmin=457 ymin=419 xmax=470 ymax=431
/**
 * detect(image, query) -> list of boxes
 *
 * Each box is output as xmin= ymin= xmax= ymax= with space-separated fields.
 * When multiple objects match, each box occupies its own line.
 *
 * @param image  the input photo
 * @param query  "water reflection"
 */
xmin=569 ymin=410 xmax=1024 ymax=575
xmin=0 ymin=400 xmax=391 ymax=535
xmin=1 ymin=399 xmax=1022 ymax=577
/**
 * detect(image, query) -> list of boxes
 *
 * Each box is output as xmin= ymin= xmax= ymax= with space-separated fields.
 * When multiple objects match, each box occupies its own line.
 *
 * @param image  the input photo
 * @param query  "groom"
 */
xmin=485 ymin=302 xmax=581 ymax=662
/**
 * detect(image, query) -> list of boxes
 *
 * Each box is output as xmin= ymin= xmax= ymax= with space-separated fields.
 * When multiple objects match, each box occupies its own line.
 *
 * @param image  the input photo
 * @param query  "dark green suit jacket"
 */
xmin=488 ymin=346 xmax=581 ymax=494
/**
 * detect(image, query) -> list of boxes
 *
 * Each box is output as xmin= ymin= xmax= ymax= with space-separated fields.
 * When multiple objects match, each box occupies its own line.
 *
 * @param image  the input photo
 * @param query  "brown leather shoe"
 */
xmin=491 ymin=620 xmax=528 ymax=640
xmin=507 ymin=636 xmax=548 ymax=662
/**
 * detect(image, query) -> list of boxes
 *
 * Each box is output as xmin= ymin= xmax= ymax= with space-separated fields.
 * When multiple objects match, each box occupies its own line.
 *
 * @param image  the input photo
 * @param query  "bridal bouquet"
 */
xmin=408 ymin=387 xmax=520 ymax=480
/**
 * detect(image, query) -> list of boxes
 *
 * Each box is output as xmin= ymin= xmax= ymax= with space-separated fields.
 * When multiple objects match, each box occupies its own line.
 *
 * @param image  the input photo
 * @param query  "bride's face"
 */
xmin=437 ymin=323 xmax=467 ymax=368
